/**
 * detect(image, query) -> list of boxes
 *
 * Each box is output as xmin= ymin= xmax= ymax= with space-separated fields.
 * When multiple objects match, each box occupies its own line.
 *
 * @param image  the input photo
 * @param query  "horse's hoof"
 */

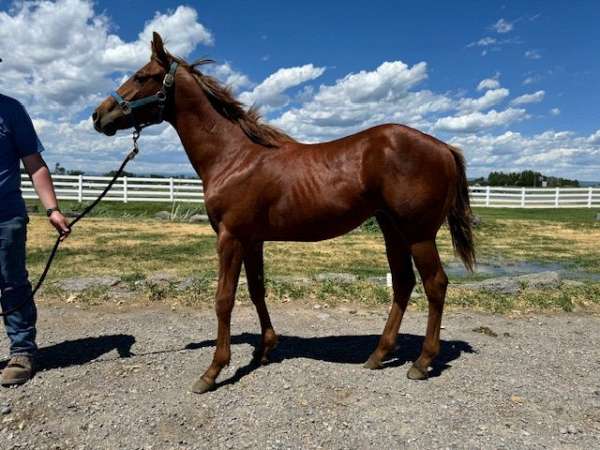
xmin=407 ymin=364 xmax=428 ymax=380
xmin=191 ymin=377 xmax=215 ymax=394
xmin=252 ymin=350 xmax=271 ymax=365
xmin=363 ymin=356 xmax=383 ymax=370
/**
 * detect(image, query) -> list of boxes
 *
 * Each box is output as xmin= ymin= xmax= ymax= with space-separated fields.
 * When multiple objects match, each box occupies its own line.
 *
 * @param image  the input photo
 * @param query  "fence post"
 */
xmin=123 ymin=176 xmax=128 ymax=203
xmin=588 ymin=187 xmax=593 ymax=208
xmin=169 ymin=177 xmax=174 ymax=202
xmin=555 ymin=187 xmax=560 ymax=207
xmin=521 ymin=187 xmax=526 ymax=207
xmin=485 ymin=186 xmax=490 ymax=207
xmin=78 ymin=174 xmax=83 ymax=203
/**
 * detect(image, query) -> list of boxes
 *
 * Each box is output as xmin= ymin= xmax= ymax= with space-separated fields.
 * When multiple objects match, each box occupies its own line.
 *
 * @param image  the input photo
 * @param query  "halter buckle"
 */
xmin=163 ymin=73 xmax=174 ymax=88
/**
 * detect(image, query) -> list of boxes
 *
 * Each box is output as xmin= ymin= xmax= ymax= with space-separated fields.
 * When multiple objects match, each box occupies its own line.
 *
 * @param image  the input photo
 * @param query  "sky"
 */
xmin=1 ymin=0 xmax=599 ymax=179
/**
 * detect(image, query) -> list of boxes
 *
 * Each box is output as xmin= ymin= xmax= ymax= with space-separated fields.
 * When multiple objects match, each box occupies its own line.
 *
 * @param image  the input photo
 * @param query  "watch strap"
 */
xmin=46 ymin=207 xmax=61 ymax=217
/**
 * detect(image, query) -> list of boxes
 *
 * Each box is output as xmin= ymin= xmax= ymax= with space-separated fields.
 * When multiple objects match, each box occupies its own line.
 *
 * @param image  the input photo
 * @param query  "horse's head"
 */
xmin=93 ymin=32 xmax=177 ymax=136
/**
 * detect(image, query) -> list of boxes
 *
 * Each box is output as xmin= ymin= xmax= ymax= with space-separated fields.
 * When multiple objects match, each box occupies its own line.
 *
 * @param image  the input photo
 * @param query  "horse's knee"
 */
xmin=423 ymin=269 xmax=448 ymax=302
xmin=215 ymin=296 xmax=234 ymax=318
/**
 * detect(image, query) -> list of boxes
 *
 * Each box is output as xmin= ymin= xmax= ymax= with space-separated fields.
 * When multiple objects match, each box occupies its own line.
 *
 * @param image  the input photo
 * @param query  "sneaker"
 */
xmin=1 ymin=355 xmax=35 ymax=386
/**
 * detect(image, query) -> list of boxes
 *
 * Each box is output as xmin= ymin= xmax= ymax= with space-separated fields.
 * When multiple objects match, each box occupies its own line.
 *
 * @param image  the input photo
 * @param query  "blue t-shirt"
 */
xmin=0 ymin=94 xmax=45 ymax=220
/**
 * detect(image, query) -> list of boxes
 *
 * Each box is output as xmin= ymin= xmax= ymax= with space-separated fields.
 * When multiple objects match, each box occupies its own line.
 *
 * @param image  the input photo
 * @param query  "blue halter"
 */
xmin=111 ymin=61 xmax=179 ymax=131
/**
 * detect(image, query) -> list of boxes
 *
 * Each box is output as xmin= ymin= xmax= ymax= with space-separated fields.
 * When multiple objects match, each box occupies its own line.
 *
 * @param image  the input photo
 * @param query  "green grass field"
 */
xmin=25 ymin=200 xmax=600 ymax=313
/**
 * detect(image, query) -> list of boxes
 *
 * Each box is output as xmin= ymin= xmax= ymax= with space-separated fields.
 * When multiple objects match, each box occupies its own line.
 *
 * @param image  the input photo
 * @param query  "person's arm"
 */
xmin=22 ymin=153 xmax=71 ymax=240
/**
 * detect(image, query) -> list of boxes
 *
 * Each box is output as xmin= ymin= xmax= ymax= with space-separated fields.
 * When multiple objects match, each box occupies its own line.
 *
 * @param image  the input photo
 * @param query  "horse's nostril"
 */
xmin=92 ymin=111 xmax=98 ymax=122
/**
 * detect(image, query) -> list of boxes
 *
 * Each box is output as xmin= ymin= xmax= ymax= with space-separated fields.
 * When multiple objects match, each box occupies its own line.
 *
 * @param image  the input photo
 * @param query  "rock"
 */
xmin=562 ymin=279 xmax=585 ymax=288
xmin=108 ymin=284 xmax=137 ymax=300
xmin=463 ymin=276 xmax=521 ymax=295
xmin=175 ymin=276 xmax=197 ymax=291
xmin=462 ymin=271 xmax=561 ymax=294
xmin=57 ymin=276 xmax=120 ymax=292
xmin=315 ymin=272 xmax=357 ymax=284
xmin=1 ymin=406 xmax=11 ymax=415
xmin=473 ymin=326 xmax=498 ymax=337
xmin=272 ymin=275 xmax=311 ymax=285
xmin=471 ymin=215 xmax=482 ymax=227
xmin=154 ymin=211 xmax=171 ymax=220
xmin=146 ymin=271 xmax=177 ymax=285
xmin=510 ymin=394 xmax=524 ymax=404
xmin=367 ymin=276 xmax=387 ymax=285
xmin=516 ymin=271 xmax=561 ymax=290
xmin=189 ymin=214 xmax=209 ymax=223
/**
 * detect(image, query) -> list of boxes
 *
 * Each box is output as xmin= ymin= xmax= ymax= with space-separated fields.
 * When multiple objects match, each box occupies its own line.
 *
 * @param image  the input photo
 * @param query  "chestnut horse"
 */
xmin=93 ymin=32 xmax=475 ymax=394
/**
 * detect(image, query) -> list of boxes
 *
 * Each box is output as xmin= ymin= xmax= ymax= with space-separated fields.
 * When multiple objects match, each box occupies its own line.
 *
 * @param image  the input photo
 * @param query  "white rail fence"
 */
xmin=469 ymin=186 xmax=600 ymax=208
xmin=21 ymin=175 xmax=600 ymax=208
xmin=21 ymin=174 xmax=204 ymax=203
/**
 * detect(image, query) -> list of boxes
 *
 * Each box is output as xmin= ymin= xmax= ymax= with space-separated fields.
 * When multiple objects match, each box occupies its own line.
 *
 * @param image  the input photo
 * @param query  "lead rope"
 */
xmin=0 ymin=131 xmax=141 ymax=317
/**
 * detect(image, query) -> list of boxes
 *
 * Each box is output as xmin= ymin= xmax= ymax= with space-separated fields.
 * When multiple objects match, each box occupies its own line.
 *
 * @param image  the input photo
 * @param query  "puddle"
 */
xmin=443 ymin=260 xmax=600 ymax=282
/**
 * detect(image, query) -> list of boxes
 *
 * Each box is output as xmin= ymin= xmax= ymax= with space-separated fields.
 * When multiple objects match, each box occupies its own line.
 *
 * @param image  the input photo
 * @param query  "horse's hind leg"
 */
xmin=364 ymin=213 xmax=416 ymax=369
xmin=243 ymin=242 xmax=278 ymax=364
xmin=407 ymin=240 xmax=448 ymax=380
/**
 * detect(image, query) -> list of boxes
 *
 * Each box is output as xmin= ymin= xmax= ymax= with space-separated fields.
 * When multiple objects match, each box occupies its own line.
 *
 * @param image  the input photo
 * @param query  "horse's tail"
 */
xmin=446 ymin=145 xmax=476 ymax=272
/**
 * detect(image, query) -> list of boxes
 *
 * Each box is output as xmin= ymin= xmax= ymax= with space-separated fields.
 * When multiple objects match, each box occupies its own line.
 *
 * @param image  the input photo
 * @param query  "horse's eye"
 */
xmin=134 ymin=74 xmax=149 ymax=83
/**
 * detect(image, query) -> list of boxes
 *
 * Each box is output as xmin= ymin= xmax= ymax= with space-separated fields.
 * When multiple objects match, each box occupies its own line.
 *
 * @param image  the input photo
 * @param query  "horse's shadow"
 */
xmin=0 ymin=334 xmax=135 ymax=372
xmin=186 ymin=333 xmax=475 ymax=389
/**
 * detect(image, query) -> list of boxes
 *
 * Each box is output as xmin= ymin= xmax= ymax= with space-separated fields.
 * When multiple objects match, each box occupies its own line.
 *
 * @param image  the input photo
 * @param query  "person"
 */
xmin=1 ymin=57 xmax=71 ymax=386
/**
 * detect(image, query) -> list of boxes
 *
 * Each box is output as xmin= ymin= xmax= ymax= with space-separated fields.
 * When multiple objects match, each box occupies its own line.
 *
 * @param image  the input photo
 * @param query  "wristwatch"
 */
xmin=46 ymin=207 xmax=61 ymax=217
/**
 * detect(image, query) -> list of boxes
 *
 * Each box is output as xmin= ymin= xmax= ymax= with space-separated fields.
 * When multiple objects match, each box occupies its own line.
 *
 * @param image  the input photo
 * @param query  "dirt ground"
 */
xmin=1 ymin=302 xmax=599 ymax=449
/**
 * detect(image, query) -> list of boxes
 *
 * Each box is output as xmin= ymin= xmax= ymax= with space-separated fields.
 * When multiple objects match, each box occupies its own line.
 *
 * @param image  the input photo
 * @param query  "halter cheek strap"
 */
xmin=111 ymin=61 xmax=179 ymax=131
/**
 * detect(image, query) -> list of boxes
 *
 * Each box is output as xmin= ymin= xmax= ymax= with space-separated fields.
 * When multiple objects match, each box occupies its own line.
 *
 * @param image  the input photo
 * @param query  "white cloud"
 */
xmin=239 ymin=64 xmax=325 ymax=111
xmin=477 ymin=78 xmax=501 ymax=91
xmin=524 ymin=49 xmax=542 ymax=60
xmin=491 ymin=18 xmax=513 ymax=33
xmin=549 ymin=108 xmax=561 ymax=116
xmin=434 ymin=108 xmax=528 ymax=133
xmin=588 ymin=129 xmax=600 ymax=144
xmin=458 ymin=88 xmax=509 ymax=112
xmin=451 ymin=130 xmax=600 ymax=179
xmin=510 ymin=90 xmax=545 ymax=105
xmin=0 ymin=0 xmax=212 ymax=118
xmin=467 ymin=37 xmax=497 ymax=48
xmin=467 ymin=35 xmax=521 ymax=56
xmin=206 ymin=62 xmax=252 ymax=91
xmin=271 ymin=60 xmax=455 ymax=141
xmin=523 ymin=74 xmax=541 ymax=85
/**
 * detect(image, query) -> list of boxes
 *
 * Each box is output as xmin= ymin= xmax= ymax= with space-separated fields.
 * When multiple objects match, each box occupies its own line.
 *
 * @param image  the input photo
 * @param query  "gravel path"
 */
xmin=1 ymin=303 xmax=599 ymax=449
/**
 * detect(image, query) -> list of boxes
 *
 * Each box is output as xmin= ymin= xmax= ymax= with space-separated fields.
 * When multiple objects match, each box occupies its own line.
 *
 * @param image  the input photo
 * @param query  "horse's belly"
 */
xmin=266 ymin=203 xmax=373 ymax=242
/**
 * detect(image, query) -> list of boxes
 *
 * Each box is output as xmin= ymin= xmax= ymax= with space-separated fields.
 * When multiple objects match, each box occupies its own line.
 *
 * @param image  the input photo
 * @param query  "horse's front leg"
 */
xmin=192 ymin=228 xmax=243 ymax=394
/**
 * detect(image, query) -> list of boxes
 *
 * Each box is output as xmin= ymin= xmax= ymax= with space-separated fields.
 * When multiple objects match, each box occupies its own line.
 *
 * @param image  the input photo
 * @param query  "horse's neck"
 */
xmin=169 ymin=73 xmax=252 ymax=186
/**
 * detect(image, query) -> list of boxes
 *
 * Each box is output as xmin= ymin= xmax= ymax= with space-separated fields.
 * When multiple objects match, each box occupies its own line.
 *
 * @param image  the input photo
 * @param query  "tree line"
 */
xmin=470 ymin=170 xmax=580 ymax=187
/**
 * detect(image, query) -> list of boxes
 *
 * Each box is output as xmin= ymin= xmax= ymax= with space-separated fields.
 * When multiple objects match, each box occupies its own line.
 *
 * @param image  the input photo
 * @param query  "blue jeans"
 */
xmin=0 ymin=216 xmax=37 ymax=356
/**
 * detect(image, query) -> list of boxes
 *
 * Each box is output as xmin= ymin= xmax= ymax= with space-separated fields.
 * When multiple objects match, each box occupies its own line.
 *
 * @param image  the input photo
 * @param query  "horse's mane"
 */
xmin=172 ymin=56 xmax=296 ymax=148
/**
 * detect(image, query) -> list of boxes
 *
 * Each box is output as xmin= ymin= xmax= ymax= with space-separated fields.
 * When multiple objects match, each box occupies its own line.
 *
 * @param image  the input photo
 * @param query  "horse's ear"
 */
xmin=151 ymin=32 xmax=168 ymax=65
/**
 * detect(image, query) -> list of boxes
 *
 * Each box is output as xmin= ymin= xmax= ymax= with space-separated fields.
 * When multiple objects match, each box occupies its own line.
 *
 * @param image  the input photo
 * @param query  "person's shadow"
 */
xmin=185 ymin=333 xmax=475 ymax=389
xmin=0 ymin=334 xmax=135 ymax=372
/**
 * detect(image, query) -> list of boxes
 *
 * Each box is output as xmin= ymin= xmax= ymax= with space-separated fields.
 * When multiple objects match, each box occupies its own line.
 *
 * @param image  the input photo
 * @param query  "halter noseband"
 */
xmin=111 ymin=61 xmax=179 ymax=132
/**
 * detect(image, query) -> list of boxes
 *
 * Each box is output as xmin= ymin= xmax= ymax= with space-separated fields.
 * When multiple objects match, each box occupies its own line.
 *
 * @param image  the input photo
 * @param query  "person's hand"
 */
xmin=49 ymin=211 xmax=71 ymax=240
